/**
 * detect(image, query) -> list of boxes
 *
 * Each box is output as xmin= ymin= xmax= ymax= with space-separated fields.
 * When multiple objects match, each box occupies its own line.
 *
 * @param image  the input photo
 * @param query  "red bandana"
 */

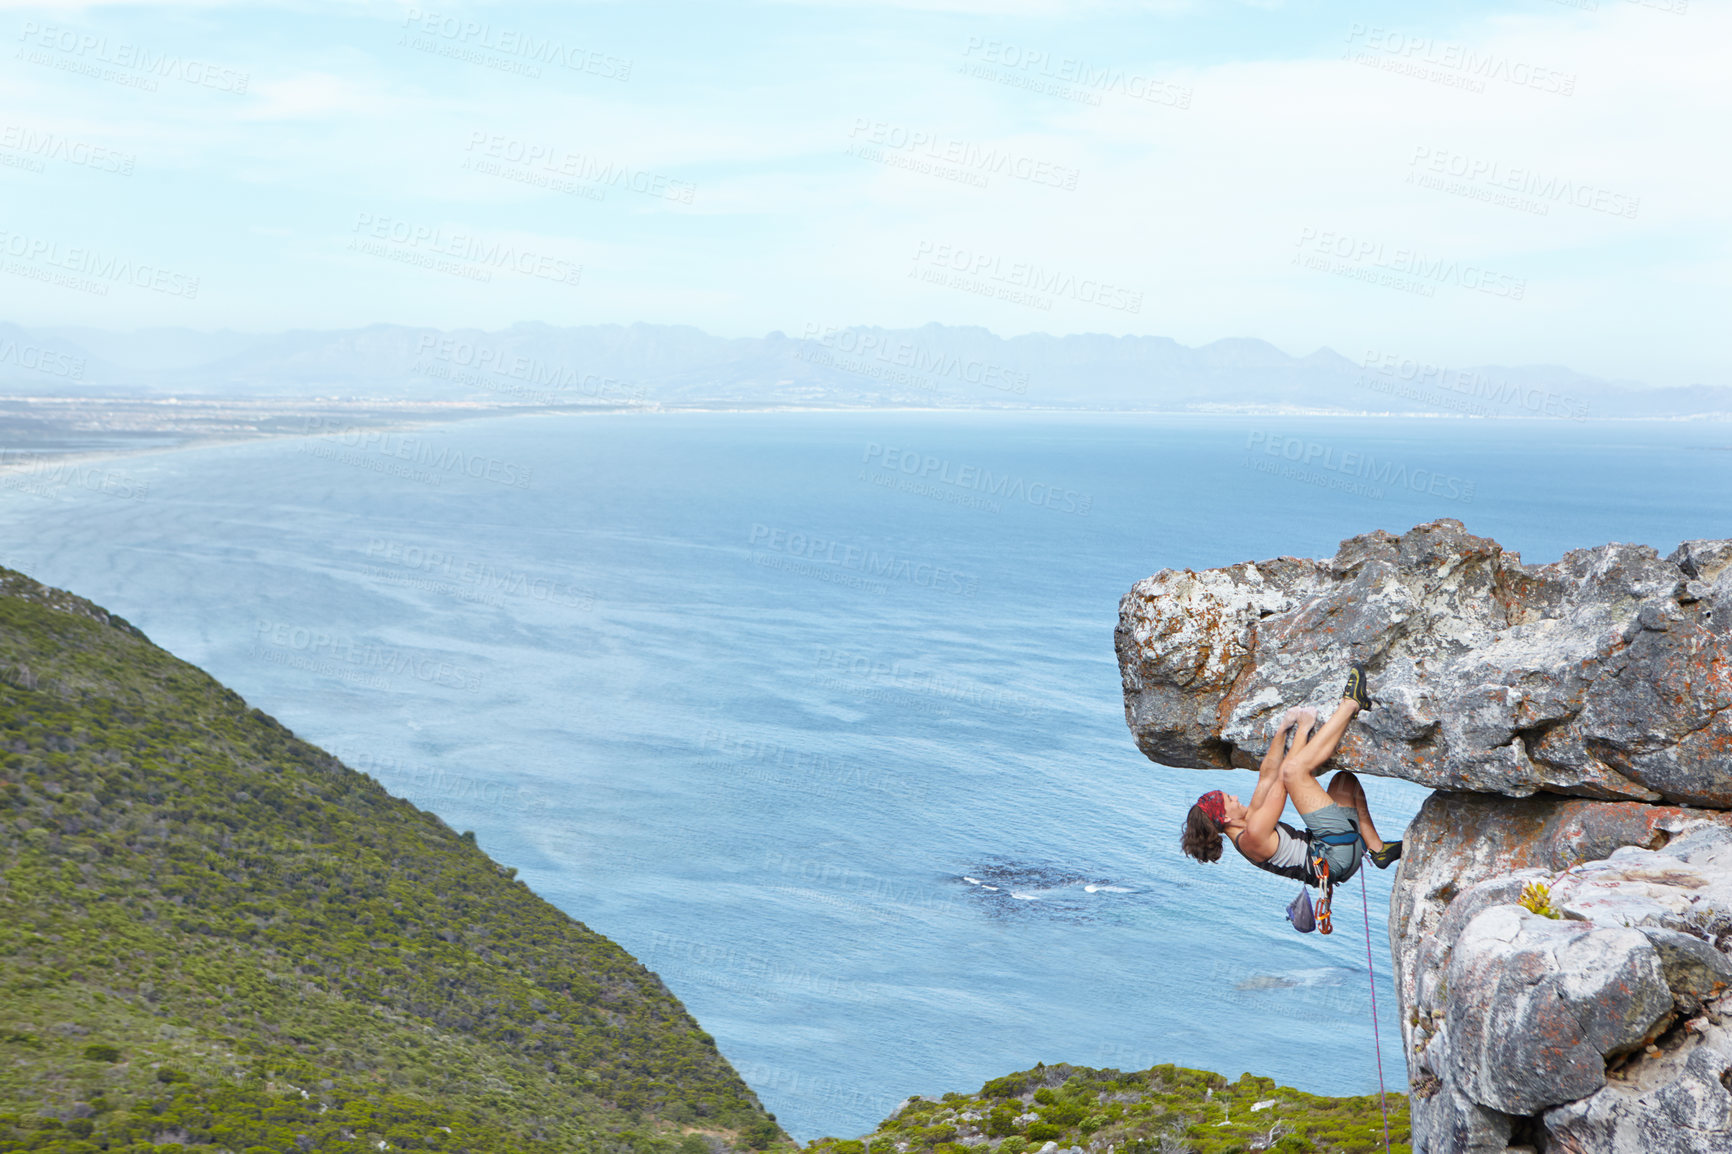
xmin=1195 ymin=790 xmax=1226 ymax=825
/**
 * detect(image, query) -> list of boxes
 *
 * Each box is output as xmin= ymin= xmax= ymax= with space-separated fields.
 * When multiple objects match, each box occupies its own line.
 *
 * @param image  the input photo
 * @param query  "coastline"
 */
xmin=2 ymin=394 xmax=1727 ymax=491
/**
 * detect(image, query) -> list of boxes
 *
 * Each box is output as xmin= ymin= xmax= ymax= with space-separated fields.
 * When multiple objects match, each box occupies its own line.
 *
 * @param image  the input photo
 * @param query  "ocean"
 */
xmin=2 ymin=410 xmax=1729 ymax=1139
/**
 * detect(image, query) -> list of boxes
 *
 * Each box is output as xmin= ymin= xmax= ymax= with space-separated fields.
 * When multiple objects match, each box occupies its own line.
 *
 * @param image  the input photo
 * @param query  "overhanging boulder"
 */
xmin=1115 ymin=520 xmax=1732 ymax=806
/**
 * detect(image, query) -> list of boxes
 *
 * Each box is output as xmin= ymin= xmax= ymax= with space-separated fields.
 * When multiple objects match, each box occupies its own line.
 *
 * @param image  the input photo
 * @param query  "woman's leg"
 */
xmin=1281 ymin=697 xmax=1360 ymax=816
xmin=1326 ymin=770 xmax=1384 ymax=853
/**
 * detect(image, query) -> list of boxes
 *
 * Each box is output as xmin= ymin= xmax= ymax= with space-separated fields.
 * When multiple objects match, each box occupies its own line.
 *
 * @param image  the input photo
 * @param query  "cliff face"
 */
xmin=1397 ymin=793 xmax=1732 ymax=1152
xmin=1117 ymin=521 xmax=1732 ymax=1154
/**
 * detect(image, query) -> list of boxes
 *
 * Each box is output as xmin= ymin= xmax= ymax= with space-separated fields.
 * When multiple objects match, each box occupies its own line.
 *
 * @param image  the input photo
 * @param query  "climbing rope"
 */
xmin=1360 ymin=864 xmax=1390 ymax=1154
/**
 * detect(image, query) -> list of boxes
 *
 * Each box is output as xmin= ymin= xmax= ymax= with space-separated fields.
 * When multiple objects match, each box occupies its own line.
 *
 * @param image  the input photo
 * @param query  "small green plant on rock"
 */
xmin=1519 ymin=880 xmax=1561 ymax=919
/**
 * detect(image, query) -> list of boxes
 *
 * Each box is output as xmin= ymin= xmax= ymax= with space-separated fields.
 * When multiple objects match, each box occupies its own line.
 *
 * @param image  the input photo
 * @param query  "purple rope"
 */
xmin=1361 ymin=864 xmax=1390 ymax=1154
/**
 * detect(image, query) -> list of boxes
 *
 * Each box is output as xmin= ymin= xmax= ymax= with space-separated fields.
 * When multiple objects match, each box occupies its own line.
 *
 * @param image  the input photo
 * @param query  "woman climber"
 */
xmin=1179 ymin=665 xmax=1401 ymax=930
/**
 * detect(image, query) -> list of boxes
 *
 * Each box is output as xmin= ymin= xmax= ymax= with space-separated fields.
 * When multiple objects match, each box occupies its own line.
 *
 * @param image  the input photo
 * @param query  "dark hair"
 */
xmin=1181 ymin=805 xmax=1223 ymax=863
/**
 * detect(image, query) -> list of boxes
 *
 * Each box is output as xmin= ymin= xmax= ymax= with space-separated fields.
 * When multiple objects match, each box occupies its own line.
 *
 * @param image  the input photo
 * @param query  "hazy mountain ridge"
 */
xmin=0 ymin=322 xmax=1723 ymax=418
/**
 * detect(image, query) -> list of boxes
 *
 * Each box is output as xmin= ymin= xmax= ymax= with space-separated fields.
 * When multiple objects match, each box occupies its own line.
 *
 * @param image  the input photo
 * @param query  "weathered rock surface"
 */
xmin=1542 ymin=1018 xmax=1732 ymax=1153
xmin=1394 ymin=793 xmax=1732 ymax=1152
xmin=1443 ymin=906 xmax=1670 ymax=1115
xmin=1115 ymin=520 xmax=1732 ymax=806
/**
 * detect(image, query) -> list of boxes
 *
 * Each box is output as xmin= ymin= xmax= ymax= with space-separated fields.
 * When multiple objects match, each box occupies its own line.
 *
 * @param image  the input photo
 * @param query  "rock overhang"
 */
xmin=1116 ymin=519 xmax=1732 ymax=808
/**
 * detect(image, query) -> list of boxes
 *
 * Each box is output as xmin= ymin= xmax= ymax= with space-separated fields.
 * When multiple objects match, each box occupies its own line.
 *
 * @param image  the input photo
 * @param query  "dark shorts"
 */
xmin=1303 ymin=803 xmax=1363 ymax=884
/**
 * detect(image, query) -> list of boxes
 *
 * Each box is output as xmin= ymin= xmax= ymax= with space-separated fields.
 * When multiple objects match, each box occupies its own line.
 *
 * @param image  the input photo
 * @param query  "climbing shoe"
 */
xmin=1369 ymin=841 xmax=1403 ymax=870
xmin=1343 ymin=663 xmax=1373 ymax=711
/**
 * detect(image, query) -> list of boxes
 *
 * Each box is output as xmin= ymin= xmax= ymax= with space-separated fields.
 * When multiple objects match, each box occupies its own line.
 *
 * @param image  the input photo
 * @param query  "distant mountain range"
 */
xmin=2 ymin=321 xmax=1726 ymax=419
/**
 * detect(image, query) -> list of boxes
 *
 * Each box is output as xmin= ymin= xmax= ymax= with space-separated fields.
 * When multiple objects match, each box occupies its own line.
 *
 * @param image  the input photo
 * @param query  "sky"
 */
xmin=0 ymin=0 xmax=1726 ymax=387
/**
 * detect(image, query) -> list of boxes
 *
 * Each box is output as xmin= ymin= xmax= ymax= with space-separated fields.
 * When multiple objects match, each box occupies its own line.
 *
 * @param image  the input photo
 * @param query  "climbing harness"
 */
xmin=1307 ymin=829 xmax=1361 ymax=936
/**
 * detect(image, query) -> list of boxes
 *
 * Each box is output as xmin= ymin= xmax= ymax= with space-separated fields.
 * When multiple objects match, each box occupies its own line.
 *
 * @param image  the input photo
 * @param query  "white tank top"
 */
xmin=1266 ymin=822 xmax=1312 ymax=872
xmin=1237 ymin=821 xmax=1315 ymax=884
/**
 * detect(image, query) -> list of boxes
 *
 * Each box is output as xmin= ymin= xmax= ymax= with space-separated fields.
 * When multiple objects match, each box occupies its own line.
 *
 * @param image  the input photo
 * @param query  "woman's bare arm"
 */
xmin=1246 ymin=718 xmax=1289 ymax=812
xmin=1237 ymin=709 xmax=1307 ymax=860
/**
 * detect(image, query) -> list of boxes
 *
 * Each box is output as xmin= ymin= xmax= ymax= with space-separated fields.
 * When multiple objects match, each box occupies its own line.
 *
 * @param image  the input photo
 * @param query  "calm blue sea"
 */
xmin=2 ymin=411 xmax=1730 ymax=1139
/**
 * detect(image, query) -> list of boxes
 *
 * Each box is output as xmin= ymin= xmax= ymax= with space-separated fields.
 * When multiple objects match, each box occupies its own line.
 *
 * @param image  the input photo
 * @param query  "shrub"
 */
xmin=1023 ymin=1123 xmax=1063 ymax=1142
xmin=997 ymin=1140 xmax=1027 ymax=1154
xmin=741 ymin=1117 xmax=780 ymax=1149
xmin=81 ymin=1044 xmax=120 ymax=1063
xmin=1039 ymin=1103 xmax=1084 ymax=1128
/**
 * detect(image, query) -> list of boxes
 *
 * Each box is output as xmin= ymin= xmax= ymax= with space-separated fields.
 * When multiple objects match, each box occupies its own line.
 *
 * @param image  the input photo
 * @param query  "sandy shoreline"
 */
xmin=3 ymin=394 xmax=1725 ymax=490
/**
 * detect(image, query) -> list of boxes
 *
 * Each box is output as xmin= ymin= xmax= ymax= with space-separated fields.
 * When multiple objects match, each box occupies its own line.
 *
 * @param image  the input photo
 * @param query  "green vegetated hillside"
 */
xmin=0 ymin=567 xmax=785 ymax=1154
xmin=809 ymin=1063 xmax=1408 ymax=1154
